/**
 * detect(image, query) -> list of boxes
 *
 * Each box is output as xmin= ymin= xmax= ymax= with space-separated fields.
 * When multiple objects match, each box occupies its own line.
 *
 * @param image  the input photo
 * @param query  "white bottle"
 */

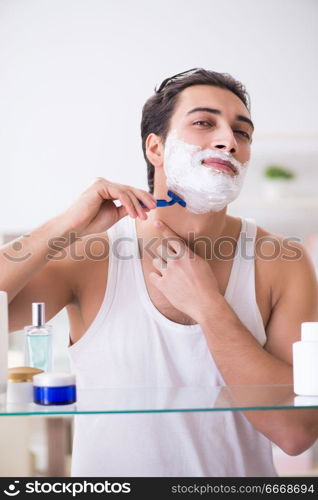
xmin=0 ymin=291 xmax=8 ymax=405
xmin=7 ymin=366 xmax=43 ymax=405
xmin=293 ymin=322 xmax=318 ymax=396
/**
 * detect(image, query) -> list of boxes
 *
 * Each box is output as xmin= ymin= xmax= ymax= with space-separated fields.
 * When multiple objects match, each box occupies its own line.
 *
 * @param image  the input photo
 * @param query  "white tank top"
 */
xmin=68 ymin=216 xmax=277 ymax=477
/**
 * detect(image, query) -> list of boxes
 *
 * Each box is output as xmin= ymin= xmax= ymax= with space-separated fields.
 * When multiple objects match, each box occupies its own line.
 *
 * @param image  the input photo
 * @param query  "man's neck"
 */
xmin=135 ymin=203 xmax=234 ymax=261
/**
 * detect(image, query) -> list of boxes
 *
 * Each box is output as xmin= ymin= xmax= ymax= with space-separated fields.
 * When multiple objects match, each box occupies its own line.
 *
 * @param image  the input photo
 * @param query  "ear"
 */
xmin=145 ymin=133 xmax=164 ymax=169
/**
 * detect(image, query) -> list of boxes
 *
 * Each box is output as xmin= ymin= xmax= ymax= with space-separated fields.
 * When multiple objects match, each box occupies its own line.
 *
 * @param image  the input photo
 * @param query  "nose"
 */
xmin=209 ymin=126 xmax=237 ymax=154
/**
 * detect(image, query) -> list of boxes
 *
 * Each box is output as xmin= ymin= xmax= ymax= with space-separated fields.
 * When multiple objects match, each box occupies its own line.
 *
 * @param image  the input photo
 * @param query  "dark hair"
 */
xmin=141 ymin=68 xmax=250 ymax=194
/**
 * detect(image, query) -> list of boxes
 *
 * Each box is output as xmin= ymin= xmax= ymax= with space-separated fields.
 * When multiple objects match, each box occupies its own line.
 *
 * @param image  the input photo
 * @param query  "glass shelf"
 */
xmin=1 ymin=384 xmax=318 ymax=416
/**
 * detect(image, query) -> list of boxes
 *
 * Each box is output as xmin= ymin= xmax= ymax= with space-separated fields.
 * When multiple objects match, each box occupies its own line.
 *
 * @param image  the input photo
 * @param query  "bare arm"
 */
xmin=1 ymin=216 xmax=76 ymax=332
xmin=148 ymin=220 xmax=318 ymax=455
xmin=1 ymin=216 xmax=73 ymax=305
xmin=199 ymin=241 xmax=318 ymax=455
xmin=1 ymin=177 xmax=156 ymax=333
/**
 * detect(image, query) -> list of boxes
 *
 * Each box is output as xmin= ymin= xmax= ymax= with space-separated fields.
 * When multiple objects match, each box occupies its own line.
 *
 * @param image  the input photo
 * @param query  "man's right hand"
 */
xmin=61 ymin=177 xmax=157 ymax=237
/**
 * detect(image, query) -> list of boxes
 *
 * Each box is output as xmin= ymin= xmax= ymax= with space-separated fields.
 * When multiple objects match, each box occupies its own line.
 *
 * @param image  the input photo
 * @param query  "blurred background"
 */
xmin=0 ymin=0 xmax=317 ymax=477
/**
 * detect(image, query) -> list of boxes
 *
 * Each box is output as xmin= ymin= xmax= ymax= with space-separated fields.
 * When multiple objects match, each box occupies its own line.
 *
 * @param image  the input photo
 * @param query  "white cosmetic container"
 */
xmin=293 ymin=322 xmax=318 ymax=396
xmin=0 ymin=291 xmax=8 ymax=404
xmin=7 ymin=366 xmax=43 ymax=404
xmin=33 ymin=372 xmax=76 ymax=405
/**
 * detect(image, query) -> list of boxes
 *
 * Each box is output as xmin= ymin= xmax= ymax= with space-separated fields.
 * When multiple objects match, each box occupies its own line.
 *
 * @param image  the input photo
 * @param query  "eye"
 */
xmin=234 ymin=130 xmax=251 ymax=140
xmin=193 ymin=120 xmax=212 ymax=127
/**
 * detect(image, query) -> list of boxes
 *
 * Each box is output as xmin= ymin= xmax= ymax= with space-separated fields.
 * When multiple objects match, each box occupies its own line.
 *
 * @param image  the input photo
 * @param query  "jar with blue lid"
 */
xmin=33 ymin=372 xmax=76 ymax=405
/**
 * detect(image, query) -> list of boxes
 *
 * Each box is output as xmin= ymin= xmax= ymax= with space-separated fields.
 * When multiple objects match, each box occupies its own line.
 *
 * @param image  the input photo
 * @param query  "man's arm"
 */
xmin=1 ymin=178 xmax=155 ymax=332
xmin=149 ymin=220 xmax=318 ymax=455
xmin=0 ymin=216 xmax=77 ymax=332
xmin=199 ymin=240 xmax=318 ymax=456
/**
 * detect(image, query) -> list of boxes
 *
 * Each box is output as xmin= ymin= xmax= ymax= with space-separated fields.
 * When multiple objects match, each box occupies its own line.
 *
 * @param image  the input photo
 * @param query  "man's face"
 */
xmin=155 ymin=84 xmax=253 ymax=214
xmin=166 ymin=84 xmax=253 ymax=170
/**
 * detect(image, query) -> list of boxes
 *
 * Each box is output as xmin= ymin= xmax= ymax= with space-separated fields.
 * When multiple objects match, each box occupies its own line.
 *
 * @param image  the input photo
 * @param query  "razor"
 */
xmin=139 ymin=190 xmax=186 ymax=208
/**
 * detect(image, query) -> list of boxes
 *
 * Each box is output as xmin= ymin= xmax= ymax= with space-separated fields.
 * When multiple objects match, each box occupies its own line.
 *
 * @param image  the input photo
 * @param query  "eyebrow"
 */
xmin=186 ymin=107 xmax=254 ymax=131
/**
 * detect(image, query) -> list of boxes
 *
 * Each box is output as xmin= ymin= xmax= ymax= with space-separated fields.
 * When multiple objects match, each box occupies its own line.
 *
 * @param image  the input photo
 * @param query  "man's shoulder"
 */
xmin=64 ymin=216 xmax=131 ymax=283
xmin=254 ymin=222 xmax=313 ymax=308
xmin=254 ymin=223 xmax=306 ymax=264
xmin=63 ymin=231 xmax=110 ymax=298
xmin=68 ymin=231 xmax=110 ymax=264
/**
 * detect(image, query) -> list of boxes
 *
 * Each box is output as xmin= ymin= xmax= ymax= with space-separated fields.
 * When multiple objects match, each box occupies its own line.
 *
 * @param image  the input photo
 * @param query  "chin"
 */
xmin=185 ymin=204 xmax=227 ymax=215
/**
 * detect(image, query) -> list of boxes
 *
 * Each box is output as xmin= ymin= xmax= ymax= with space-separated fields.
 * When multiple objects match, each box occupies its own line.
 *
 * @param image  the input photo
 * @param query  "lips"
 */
xmin=202 ymin=158 xmax=237 ymax=175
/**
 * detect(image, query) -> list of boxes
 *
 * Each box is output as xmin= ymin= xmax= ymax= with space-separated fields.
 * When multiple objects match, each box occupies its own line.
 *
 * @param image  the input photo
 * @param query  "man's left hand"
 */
xmin=149 ymin=220 xmax=222 ymax=323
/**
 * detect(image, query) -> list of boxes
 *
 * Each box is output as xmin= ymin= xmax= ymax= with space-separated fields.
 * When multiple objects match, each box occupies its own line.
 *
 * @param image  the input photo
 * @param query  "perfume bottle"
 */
xmin=24 ymin=303 xmax=53 ymax=372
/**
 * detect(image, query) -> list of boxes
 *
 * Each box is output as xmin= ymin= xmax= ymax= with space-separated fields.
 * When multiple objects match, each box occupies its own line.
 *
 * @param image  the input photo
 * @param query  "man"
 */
xmin=2 ymin=68 xmax=318 ymax=477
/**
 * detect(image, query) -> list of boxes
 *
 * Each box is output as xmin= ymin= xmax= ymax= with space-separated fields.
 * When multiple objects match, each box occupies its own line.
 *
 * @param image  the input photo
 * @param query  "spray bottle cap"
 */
xmin=32 ymin=302 xmax=45 ymax=327
xmin=301 ymin=322 xmax=318 ymax=341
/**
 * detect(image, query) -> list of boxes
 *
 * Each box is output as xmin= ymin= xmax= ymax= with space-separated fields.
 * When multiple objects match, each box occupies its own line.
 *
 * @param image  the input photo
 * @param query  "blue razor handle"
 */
xmin=139 ymin=190 xmax=186 ymax=208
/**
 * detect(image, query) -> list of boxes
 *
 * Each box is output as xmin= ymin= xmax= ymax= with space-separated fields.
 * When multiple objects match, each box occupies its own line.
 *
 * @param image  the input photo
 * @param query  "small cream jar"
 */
xmin=7 ymin=366 xmax=43 ymax=404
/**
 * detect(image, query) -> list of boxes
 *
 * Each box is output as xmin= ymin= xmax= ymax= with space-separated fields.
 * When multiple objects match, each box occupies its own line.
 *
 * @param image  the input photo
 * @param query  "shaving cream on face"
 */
xmin=163 ymin=131 xmax=249 ymax=214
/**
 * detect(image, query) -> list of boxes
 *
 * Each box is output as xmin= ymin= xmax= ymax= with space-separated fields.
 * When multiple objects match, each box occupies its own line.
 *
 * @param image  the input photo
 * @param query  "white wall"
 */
xmin=0 ymin=0 xmax=317 ymax=232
